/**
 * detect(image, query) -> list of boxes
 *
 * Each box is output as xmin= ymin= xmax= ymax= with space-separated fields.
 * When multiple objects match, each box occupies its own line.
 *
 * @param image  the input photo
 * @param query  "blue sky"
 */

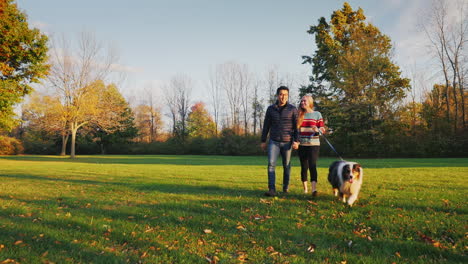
xmin=16 ymin=0 xmax=430 ymax=104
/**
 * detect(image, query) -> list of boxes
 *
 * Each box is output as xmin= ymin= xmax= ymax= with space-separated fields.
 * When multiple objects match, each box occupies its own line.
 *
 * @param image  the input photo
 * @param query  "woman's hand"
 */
xmin=292 ymin=141 xmax=300 ymax=150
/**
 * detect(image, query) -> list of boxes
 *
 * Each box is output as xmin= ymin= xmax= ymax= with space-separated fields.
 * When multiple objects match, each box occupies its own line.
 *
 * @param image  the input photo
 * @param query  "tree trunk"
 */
xmin=457 ymin=71 xmax=466 ymax=128
xmin=60 ymin=133 xmax=69 ymax=156
xmin=70 ymin=123 xmax=77 ymax=159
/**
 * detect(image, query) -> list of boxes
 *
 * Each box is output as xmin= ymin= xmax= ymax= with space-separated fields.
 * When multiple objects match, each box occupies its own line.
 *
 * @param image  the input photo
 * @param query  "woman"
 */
xmin=297 ymin=95 xmax=325 ymax=196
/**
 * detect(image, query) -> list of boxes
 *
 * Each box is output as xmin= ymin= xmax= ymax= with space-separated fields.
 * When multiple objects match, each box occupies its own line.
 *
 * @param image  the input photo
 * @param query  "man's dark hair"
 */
xmin=276 ymin=86 xmax=289 ymax=95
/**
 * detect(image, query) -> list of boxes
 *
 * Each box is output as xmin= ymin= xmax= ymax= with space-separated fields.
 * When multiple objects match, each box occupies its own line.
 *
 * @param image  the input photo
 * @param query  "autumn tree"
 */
xmin=187 ymin=102 xmax=216 ymax=138
xmin=89 ymin=84 xmax=137 ymax=154
xmin=133 ymin=104 xmax=163 ymax=143
xmin=302 ymin=2 xmax=410 ymax=151
xmin=22 ymin=92 xmax=68 ymax=155
xmin=0 ymin=0 xmax=49 ymax=131
xmin=47 ymin=32 xmax=121 ymax=158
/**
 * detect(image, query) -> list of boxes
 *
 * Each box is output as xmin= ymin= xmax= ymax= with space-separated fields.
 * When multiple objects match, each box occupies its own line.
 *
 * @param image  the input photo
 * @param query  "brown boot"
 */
xmin=264 ymin=189 xmax=277 ymax=197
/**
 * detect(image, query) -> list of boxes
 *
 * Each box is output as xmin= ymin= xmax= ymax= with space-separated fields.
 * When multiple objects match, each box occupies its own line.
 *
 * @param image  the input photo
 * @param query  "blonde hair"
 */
xmin=297 ymin=95 xmax=314 ymax=128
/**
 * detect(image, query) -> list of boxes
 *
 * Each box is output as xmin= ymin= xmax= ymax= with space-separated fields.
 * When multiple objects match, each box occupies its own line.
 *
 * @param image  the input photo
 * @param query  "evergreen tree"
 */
xmin=302 ymin=2 xmax=410 ymax=154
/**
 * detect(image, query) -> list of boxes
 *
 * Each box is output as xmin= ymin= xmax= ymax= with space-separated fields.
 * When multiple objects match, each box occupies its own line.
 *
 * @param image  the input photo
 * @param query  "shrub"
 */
xmin=0 ymin=136 xmax=24 ymax=155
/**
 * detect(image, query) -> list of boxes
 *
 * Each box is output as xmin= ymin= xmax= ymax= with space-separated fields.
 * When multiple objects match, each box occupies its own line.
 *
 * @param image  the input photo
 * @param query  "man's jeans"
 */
xmin=267 ymin=139 xmax=292 ymax=191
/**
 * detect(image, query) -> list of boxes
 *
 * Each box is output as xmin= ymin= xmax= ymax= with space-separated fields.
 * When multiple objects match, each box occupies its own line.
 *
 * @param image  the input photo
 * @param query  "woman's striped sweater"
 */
xmin=299 ymin=111 xmax=324 ymax=146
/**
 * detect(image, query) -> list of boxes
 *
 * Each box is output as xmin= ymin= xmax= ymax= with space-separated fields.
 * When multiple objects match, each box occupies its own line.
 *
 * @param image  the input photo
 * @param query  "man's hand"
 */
xmin=261 ymin=142 xmax=267 ymax=151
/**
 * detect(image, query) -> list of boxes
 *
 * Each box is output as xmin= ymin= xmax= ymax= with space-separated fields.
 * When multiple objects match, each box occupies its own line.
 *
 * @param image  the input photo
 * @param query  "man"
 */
xmin=261 ymin=86 xmax=299 ymax=196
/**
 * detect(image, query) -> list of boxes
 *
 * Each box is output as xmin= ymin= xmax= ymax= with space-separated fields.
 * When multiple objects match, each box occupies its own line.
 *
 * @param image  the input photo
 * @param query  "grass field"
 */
xmin=0 ymin=155 xmax=466 ymax=263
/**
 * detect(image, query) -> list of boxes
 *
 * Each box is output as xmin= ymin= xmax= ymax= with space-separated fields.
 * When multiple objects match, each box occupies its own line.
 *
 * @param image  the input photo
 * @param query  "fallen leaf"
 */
xmin=395 ymin=252 xmax=401 ymax=258
xmin=259 ymin=199 xmax=272 ymax=204
xmin=1 ymin=259 xmax=19 ymax=264
xmin=266 ymin=246 xmax=275 ymax=253
xmin=13 ymin=241 xmax=23 ymax=246
xmin=203 ymin=229 xmax=212 ymax=234
xmin=307 ymin=244 xmax=316 ymax=253
xmin=236 ymin=224 xmax=246 ymax=230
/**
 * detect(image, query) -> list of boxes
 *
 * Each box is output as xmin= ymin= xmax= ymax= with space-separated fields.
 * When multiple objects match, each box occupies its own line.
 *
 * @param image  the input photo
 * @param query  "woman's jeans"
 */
xmin=267 ymin=139 xmax=292 ymax=191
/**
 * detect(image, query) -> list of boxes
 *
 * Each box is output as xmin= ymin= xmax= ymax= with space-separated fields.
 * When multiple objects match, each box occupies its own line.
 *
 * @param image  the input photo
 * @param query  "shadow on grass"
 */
xmin=0 ymin=193 xmax=465 ymax=263
xmin=0 ymin=155 xmax=266 ymax=166
xmin=1 ymin=155 xmax=468 ymax=168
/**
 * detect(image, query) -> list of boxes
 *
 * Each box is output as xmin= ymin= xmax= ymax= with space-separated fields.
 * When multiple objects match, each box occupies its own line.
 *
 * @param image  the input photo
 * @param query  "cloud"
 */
xmin=30 ymin=20 xmax=49 ymax=32
xmin=389 ymin=0 xmax=432 ymax=69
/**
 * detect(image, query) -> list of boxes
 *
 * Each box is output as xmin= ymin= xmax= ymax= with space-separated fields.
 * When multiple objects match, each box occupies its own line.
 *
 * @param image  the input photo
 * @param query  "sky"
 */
xmin=16 ymin=0 xmax=434 ymax=105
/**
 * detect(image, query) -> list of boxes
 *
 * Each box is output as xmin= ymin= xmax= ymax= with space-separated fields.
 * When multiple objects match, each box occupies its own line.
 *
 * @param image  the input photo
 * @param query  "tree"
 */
xmin=187 ymin=102 xmax=216 ymax=138
xmin=0 ymin=0 xmax=49 ymax=131
xmin=142 ymin=86 xmax=162 ymax=142
xmin=208 ymin=66 xmax=223 ymax=136
xmin=133 ymin=104 xmax=163 ymax=143
xmin=302 ymin=2 xmax=410 ymax=147
xmin=251 ymin=79 xmax=264 ymax=135
xmin=90 ymin=84 xmax=137 ymax=154
xmin=22 ymin=92 xmax=68 ymax=155
xmin=422 ymin=0 xmax=467 ymax=130
xmin=164 ymin=74 xmax=192 ymax=140
xmin=217 ymin=61 xmax=250 ymax=134
xmin=47 ymin=32 xmax=120 ymax=158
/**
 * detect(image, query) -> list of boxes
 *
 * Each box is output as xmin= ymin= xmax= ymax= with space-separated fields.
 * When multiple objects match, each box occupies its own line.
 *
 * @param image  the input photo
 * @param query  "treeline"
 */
xmin=1 ymin=1 xmax=467 ymax=158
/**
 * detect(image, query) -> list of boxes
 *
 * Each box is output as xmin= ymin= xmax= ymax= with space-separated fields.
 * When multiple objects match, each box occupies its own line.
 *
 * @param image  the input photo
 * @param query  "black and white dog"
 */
xmin=328 ymin=161 xmax=363 ymax=206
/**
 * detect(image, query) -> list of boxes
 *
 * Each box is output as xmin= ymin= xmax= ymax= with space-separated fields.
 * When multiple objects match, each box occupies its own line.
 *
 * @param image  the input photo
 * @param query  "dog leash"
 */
xmin=318 ymin=130 xmax=344 ymax=161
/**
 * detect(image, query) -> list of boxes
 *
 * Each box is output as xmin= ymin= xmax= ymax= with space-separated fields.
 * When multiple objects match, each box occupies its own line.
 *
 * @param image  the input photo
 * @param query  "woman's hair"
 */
xmin=297 ymin=95 xmax=314 ymax=128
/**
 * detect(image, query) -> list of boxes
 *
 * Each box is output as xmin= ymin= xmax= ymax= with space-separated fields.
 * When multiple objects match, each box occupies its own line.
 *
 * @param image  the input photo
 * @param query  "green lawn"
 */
xmin=0 ymin=155 xmax=466 ymax=263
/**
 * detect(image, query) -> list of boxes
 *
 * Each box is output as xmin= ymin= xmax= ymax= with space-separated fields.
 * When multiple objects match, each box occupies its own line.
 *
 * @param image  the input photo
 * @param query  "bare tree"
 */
xmin=164 ymin=74 xmax=192 ymax=139
xmin=217 ymin=61 xmax=251 ymax=134
xmin=208 ymin=66 xmax=223 ymax=136
xmin=47 ymin=32 xmax=122 ymax=158
xmin=265 ymin=65 xmax=281 ymax=105
xmin=143 ymin=85 xmax=163 ymax=142
xmin=239 ymin=64 xmax=253 ymax=134
xmin=264 ymin=66 xmax=298 ymax=105
xmin=251 ymin=77 xmax=264 ymax=135
xmin=423 ymin=0 xmax=468 ymax=129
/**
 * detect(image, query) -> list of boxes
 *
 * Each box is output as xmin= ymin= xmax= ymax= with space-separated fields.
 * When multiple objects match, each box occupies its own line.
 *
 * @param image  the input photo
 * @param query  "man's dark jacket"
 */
xmin=261 ymin=103 xmax=299 ymax=143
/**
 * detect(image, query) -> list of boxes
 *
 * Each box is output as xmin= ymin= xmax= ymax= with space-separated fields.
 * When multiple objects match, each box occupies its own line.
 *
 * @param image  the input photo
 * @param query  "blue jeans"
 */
xmin=267 ymin=139 xmax=292 ymax=191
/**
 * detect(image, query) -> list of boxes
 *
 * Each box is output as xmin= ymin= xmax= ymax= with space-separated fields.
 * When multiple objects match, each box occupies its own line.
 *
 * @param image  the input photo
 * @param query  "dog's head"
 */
xmin=342 ymin=163 xmax=361 ymax=183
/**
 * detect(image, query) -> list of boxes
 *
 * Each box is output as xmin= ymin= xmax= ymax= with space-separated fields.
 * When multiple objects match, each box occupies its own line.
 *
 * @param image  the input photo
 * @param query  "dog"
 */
xmin=328 ymin=161 xmax=363 ymax=206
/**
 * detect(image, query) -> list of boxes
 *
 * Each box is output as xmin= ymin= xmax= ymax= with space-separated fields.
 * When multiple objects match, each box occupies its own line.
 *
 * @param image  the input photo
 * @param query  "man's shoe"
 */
xmin=283 ymin=189 xmax=289 ymax=194
xmin=264 ymin=189 xmax=277 ymax=197
xmin=312 ymin=191 xmax=318 ymax=197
